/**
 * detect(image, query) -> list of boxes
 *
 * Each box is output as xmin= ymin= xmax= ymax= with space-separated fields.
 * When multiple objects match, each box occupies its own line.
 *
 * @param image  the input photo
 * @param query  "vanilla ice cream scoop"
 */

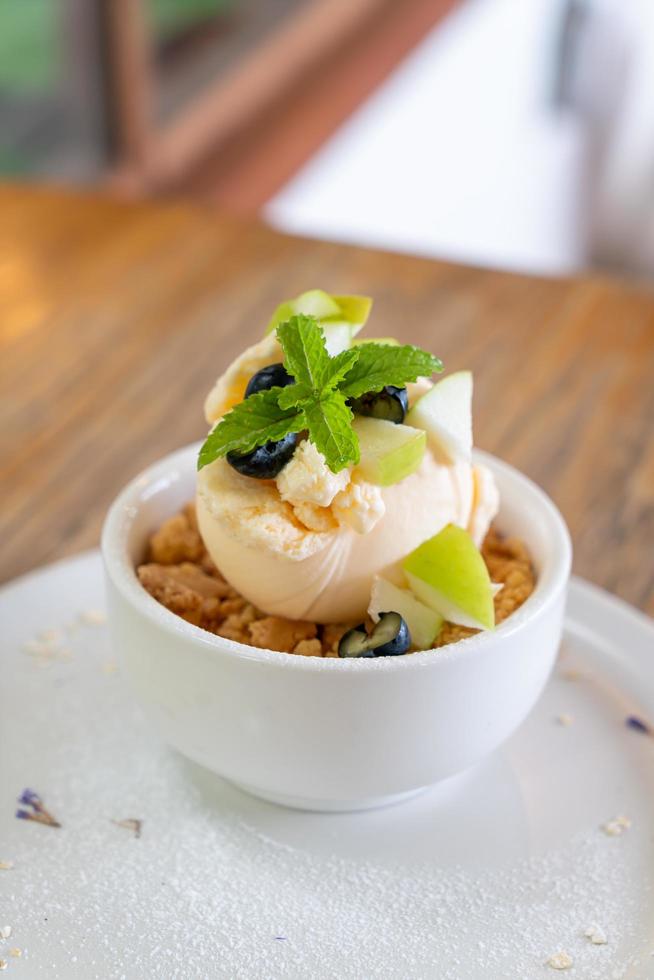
xmin=197 ymin=451 xmax=497 ymax=622
xmin=197 ymin=334 xmax=500 ymax=623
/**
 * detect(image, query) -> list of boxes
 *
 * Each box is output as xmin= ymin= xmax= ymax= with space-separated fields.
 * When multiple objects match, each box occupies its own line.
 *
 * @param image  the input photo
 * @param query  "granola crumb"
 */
xmin=0 ymin=927 xmax=11 ymax=940
xmin=601 ymin=815 xmax=631 ymax=836
xmin=0 ymin=959 xmax=7 ymax=971
xmin=584 ymin=925 xmax=608 ymax=945
xmin=148 ymin=508 xmax=205 ymax=565
xmin=248 ymin=617 xmax=317 ymax=653
xmin=556 ymin=713 xmax=574 ymax=727
xmin=0 ymin=862 xmax=14 ymax=871
xmin=547 ymin=951 xmax=573 ymax=970
xmin=293 ymin=638 xmax=323 ymax=657
xmin=8 ymin=948 xmax=21 ymax=958
xmin=138 ymin=505 xmax=535 ymax=655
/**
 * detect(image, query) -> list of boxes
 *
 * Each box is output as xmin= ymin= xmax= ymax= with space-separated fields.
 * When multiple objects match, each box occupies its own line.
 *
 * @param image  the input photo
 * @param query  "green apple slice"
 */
xmin=403 ymin=524 xmax=495 ymax=630
xmin=406 ymin=370 xmax=473 ymax=464
xmin=333 ymin=294 xmax=372 ymax=328
xmin=368 ymin=576 xmax=443 ymax=650
xmin=265 ymin=290 xmax=372 ymax=338
xmin=292 ymin=289 xmax=341 ymax=319
xmin=353 ymin=417 xmax=426 ymax=486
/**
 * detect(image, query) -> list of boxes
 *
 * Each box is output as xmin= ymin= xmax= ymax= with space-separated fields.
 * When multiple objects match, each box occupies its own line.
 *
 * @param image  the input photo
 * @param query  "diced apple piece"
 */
xmin=405 ymin=370 xmax=473 ymax=464
xmin=403 ymin=524 xmax=495 ymax=630
xmin=368 ymin=577 xmax=443 ymax=650
xmin=321 ymin=321 xmax=356 ymax=355
xmin=353 ymin=417 xmax=426 ymax=486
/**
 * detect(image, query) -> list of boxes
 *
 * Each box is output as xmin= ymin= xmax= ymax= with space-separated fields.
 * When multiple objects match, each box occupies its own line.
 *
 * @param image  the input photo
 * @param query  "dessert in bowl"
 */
xmin=102 ymin=290 xmax=571 ymax=810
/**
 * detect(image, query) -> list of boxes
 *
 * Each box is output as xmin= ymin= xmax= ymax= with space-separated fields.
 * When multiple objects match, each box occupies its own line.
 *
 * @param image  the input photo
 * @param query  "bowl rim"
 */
xmin=102 ymin=442 xmax=572 ymax=672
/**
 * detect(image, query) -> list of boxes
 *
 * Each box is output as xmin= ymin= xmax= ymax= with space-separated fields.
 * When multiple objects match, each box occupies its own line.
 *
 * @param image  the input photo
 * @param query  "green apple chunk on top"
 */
xmin=265 ymin=289 xmax=372 ymax=346
xmin=403 ymin=524 xmax=495 ymax=630
xmin=368 ymin=576 xmax=443 ymax=650
xmin=353 ymin=417 xmax=426 ymax=486
xmin=405 ymin=370 xmax=473 ymax=464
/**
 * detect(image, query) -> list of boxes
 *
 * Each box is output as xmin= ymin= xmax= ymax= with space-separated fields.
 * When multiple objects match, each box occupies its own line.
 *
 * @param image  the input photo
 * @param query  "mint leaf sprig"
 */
xmin=198 ymin=315 xmax=443 ymax=474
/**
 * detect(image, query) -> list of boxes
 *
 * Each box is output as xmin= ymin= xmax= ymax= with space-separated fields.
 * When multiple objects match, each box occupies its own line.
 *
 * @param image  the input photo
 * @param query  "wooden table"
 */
xmin=1 ymin=185 xmax=653 ymax=614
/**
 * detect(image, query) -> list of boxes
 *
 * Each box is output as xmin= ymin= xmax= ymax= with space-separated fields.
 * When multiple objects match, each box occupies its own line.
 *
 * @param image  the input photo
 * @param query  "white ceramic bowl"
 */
xmin=102 ymin=443 xmax=571 ymax=812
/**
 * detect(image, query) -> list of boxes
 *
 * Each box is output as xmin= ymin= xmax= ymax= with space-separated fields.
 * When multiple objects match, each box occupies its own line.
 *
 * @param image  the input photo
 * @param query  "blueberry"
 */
xmin=338 ymin=612 xmax=411 ymax=658
xmin=226 ymin=432 xmax=298 ymax=479
xmin=245 ymin=362 xmax=294 ymax=398
xmin=349 ymin=386 xmax=408 ymax=424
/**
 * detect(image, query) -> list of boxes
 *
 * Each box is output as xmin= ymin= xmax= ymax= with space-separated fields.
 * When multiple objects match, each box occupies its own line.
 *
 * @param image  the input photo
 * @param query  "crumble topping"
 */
xmin=138 ymin=504 xmax=536 ymax=655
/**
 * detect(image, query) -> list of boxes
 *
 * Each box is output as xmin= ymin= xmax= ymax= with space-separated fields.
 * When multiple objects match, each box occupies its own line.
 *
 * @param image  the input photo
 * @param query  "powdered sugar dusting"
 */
xmin=2 ymin=555 xmax=654 ymax=979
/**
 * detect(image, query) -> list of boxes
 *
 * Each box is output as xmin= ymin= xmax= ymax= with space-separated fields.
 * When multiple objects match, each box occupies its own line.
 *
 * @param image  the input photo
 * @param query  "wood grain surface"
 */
xmin=1 ymin=185 xmax=653 ymax=613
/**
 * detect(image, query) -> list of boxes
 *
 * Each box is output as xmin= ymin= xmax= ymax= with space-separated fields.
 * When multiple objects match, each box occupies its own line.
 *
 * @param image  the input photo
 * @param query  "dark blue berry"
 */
xmin=349 ymin=386 xmax=408 ymax=424
xmin=245 ymin=362 xmax=294 ymax=398
xmin=227 ymin=432 xmax=298 ymax=479
xmin=338 ymin=612 xmax=411 ymax=658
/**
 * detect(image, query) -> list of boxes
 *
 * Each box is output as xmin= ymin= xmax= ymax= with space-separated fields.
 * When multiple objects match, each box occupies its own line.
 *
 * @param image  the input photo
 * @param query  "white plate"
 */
xmin=1 ymin=552 xmax=653 ymax=980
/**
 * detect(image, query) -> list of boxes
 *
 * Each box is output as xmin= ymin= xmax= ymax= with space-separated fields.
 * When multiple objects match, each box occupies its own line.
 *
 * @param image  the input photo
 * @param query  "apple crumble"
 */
xmin=137 ymin=504 xmax=536 ymax=655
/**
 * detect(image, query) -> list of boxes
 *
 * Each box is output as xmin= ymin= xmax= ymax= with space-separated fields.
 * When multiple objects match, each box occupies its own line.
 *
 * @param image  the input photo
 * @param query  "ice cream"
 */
xmin=196 ymin=332 xmax=499 ymax=623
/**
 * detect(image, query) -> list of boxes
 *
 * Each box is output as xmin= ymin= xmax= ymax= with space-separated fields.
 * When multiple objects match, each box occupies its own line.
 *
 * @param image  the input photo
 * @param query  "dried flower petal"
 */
xmin=16 ymin=789 xmax=61 ymax=827
xmin=112 ymin=818 xmax=142 ymax=839
xmin=626 ymin=715 xmax=651 ymax=735
xmin=15 ymin=808 xmax=60 ymax=829
xmin=18 ymin=788 xmax=42 ymax=808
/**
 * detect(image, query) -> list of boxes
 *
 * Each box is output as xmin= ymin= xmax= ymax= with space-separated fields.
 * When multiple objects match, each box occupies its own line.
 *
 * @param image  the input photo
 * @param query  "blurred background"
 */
xmin=2 ymin=0 xmax=654 ymax=278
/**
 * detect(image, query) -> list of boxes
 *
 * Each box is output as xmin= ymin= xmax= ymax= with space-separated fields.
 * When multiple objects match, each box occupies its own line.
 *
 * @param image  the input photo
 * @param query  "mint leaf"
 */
xmin=338 ymin=343 xmax=443 ymax=400
xmin=302 ymin=392 xmax=359 ymax=472
xmin=277 ymin=347 xmax=359 ymax=410
xmin=198 ymin=311 xmax=444 ymax=477
xmin=277 ymin=315 xmax=333 ymax=390
xmin=322 ymin=347 xmax=360 ymax=390
xmin=277 ymin=382 xmax=313 ymax=410
xmin=197 ymin=389 xmax=304 ymax=470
